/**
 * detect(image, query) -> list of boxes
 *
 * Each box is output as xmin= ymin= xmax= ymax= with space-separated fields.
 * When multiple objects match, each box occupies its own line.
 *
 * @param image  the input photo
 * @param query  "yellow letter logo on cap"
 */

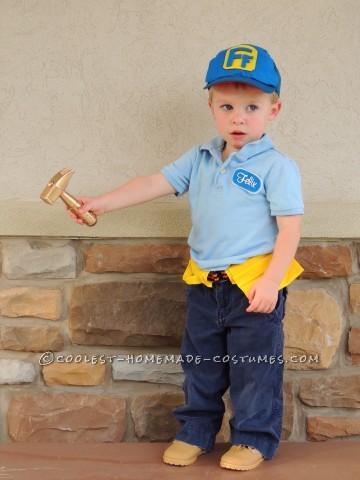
xmin=223 ymin=45 xmax=258 ymax=71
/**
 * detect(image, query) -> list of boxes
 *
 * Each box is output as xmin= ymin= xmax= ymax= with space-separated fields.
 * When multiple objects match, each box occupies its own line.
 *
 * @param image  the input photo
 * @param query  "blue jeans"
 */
xmin=173 ymin=280 xmax=287 ymax=459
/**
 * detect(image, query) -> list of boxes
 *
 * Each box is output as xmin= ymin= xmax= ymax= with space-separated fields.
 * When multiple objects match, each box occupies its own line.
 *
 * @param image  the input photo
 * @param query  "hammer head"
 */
xmin=40 ymin=168 xmax=75 ymax=204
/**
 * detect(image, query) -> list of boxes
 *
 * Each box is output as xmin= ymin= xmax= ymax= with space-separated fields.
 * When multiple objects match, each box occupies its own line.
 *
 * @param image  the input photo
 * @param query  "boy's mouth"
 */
xmin=230 ymin=131 xmax=246 ymax=137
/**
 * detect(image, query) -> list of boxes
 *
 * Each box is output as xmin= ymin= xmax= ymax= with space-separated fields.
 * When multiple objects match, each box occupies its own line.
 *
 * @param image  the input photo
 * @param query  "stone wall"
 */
xmin=0 ymin=238 xmax=359 ymax=443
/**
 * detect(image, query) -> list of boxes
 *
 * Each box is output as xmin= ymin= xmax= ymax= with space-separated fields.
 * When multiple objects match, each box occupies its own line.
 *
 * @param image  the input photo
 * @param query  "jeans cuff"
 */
xmin=175 ymin=426 xmax=215 ymax=452
xmin=231 ymin=432 xmax=279 ymax=460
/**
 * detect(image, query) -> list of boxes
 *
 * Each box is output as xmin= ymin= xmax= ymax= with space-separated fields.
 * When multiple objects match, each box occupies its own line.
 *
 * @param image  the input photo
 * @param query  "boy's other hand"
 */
xmin=246 ymin=278 xmax=279 ymax=314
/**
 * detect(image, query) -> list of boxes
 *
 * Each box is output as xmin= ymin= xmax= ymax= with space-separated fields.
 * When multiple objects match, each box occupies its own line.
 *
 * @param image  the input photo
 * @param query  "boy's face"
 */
xmin=208 ymin=82 xmax=281 ymax=158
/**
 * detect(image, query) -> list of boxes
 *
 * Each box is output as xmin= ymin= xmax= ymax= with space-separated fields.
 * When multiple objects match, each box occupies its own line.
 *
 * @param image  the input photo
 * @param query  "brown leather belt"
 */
xmin=207 ymin=270 xmax=229 ymax=283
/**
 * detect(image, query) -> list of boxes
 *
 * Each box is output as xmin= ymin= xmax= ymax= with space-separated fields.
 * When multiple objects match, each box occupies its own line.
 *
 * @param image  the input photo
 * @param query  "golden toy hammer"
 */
xmin=40 ymin=168 xmax=97 ymax=226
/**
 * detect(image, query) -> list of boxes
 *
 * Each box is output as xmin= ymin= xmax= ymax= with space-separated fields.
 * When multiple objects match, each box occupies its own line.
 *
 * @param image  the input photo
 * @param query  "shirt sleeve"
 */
xmin=265 ymin=155 xmax=304 ymax=216
xmin=160 ymin=146 xmax=199 ymax=196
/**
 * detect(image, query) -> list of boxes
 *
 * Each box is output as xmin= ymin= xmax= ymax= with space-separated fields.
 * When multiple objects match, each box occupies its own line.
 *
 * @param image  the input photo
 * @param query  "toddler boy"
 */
xmin=70 ymin=44 xmax=304 ymax=471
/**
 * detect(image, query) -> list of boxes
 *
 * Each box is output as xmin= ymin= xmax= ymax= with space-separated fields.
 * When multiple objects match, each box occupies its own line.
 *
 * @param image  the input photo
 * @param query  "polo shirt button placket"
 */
xmin=215 ymin=168 xmax=226 ymax=190
xmin=214 ymin=165 xmax=225 ymax=190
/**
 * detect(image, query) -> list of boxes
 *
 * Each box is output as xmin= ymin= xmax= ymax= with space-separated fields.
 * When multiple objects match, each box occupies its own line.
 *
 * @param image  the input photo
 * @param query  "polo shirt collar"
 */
xmin=200 ymin=133 xmax=274 ymax=162
xmin=200 ymin=136 xmax=224 ymax=159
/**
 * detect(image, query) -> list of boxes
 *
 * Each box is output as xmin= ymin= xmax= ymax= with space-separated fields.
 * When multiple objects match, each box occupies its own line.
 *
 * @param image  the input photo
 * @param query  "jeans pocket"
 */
xmin=266 ymin=288 xmax=287 ymax=323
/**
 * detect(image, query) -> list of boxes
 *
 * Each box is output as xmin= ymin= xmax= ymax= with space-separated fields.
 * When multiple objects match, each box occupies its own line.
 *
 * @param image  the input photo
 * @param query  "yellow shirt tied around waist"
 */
xmin=183 ymin=253 xmax=303 ymax=297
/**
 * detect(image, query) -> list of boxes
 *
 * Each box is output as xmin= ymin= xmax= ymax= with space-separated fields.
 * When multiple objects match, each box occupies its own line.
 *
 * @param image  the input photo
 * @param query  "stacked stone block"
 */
xmin=0 ymin=239 xmax=360 ymax=443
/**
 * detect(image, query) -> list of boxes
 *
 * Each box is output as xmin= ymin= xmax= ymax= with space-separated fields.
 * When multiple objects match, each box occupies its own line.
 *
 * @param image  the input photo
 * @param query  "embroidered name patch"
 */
xmin=232 ymin=168 xmax=262 ymax=194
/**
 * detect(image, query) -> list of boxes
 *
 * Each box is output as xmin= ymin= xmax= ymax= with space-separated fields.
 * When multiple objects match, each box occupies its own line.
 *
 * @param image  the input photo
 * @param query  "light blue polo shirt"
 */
xmin=161 ymin=134 xmax=304 ymax=271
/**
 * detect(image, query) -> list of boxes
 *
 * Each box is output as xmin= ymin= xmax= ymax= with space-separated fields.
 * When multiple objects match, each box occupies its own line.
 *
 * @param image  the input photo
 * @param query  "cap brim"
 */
xmin=204 ymin=76 xmax=277 ymax=94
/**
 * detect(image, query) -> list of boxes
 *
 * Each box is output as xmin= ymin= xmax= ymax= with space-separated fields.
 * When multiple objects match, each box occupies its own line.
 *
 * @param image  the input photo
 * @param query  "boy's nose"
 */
xmin=232 ymin=111 xmax=245 ymax=124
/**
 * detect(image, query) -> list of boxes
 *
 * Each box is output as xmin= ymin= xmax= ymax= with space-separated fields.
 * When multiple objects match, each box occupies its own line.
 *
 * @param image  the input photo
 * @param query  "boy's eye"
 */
xmin=246 ymin=104 xmax=258 ymax=111
xmin=221 ymin=104 xmax=233 ymax=111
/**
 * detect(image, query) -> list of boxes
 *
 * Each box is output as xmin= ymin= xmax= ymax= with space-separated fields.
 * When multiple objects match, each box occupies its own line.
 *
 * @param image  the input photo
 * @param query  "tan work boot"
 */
xmin=163 ymin=440 xmax=205 ymax=466
xmin=220 ymin=445 xmax=264 ymax=471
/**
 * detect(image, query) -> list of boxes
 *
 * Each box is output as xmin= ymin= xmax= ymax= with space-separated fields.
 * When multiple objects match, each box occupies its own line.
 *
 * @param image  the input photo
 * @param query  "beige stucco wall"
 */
xmin=0 ymin=0 xmax=359 ymax=237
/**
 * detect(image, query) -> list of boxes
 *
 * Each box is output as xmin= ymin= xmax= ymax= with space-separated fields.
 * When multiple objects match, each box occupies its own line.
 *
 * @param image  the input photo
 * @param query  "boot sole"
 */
xmin=220 ymin=457 xmax=264 ymax=471
xmin=163 ymin=451 xmax=205 ymax=466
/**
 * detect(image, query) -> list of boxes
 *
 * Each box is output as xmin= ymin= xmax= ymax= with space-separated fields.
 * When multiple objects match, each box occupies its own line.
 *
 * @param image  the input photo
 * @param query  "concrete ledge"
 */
xmin=0 ymin=201 xmax=359 ymax=239
xmin=0 ymin=442 xmax=358 ymax=480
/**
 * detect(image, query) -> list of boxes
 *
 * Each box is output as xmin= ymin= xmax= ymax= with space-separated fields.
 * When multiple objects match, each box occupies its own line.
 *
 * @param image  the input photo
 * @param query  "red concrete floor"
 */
xmin=0 ymin=442 xmax=359 ymax=480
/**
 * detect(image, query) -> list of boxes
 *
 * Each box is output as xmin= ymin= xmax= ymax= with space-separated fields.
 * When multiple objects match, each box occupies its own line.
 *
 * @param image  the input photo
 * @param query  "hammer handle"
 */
xmin=60 ymin=192 xmax=97 ymax=226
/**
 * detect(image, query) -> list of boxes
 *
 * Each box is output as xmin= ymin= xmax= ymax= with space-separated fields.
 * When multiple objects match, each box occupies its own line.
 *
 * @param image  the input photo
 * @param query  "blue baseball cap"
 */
xmin=204 ymin=44 xmax=281 ymax=95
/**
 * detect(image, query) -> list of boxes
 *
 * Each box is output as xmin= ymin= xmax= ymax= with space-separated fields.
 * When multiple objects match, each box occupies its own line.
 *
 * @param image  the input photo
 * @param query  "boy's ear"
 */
xmin=208 ymin=99 xmax=215 ymax=117
xmin=269 ymin=100 xmax=282 ymax=121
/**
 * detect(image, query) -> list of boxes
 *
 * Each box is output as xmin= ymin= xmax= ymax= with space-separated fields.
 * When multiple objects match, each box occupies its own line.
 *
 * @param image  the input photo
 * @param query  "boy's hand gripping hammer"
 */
xmin=40 ymin=168 xmax=97 ymax=226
